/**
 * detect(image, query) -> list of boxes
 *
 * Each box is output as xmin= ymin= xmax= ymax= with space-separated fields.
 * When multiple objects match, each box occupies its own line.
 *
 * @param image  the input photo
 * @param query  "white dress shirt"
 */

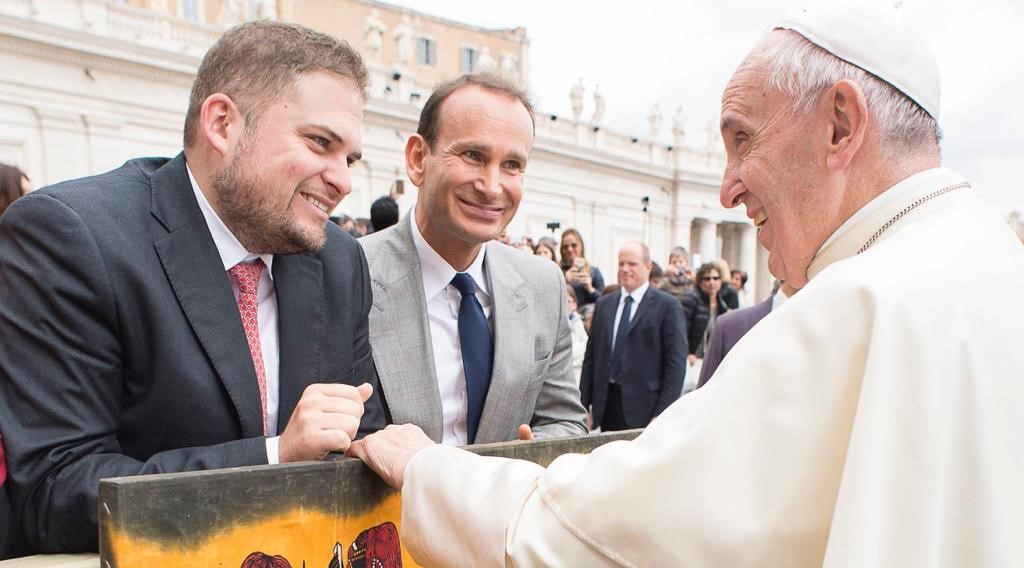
xmin=188 ymin=166 xmax=283 ymax=463
xmin=611 ymin=282 xmax=649 ymax=347
xmin=410 ymin=213 xmax=492 ymax=446
xmin=772 ymin=287 xmax=790 ymax=311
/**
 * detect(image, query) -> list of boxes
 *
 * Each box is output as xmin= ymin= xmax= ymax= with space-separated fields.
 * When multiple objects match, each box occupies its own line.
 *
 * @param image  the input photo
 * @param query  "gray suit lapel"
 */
xmin=476 ymin=245 xmax=529 ymax=443
xmin=366 ymin=217 xmax=444 ymax=441
xmin=151 ymin=155 xmax=264 ymax=439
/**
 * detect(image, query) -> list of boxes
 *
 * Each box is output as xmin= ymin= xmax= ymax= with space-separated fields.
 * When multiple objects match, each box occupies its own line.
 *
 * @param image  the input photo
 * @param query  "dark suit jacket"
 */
xmin=0 ymin=437 xmax=10 ymax=558
xmin=696 ymin=297 xmax=774 ymax=388
xmin=580 ymin=286 xmax=687 ymax=429
xmin=0 ymin=155 xmax=384 ymax=554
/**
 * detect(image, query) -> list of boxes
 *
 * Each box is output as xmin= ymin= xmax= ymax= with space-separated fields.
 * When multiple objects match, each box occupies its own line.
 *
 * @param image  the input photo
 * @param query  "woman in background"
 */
xmin=0 ymin=163 xmax=30 ymax=217
xmin=533 ymin=241 xmax=558 ymax=263
xmin=680 ymin=263 xmax=732 ymax=389
xmin=559 ymin=228 xmax=604 ymax=306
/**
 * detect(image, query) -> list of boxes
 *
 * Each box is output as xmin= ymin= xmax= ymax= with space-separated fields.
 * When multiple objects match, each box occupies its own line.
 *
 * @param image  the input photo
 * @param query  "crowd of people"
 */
xmin=2 ymin=3 xmax=1024 ymax=565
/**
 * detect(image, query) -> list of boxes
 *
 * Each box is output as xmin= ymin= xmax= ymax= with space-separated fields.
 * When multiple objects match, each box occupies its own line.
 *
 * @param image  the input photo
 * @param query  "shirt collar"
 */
xmin=620 ymin=281 xmax=650 ymax=303
xmin=187 ymin=164 xmax=274 ymax=275
xmin=817 ymin=167 xmax=956 ymax=254
xmin=410 ymin=210 xmax=489 ymax=300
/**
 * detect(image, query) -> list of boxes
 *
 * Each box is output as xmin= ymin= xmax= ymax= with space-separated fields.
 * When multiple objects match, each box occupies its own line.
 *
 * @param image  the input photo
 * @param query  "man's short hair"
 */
xmin=669 ymin=246 xmax=690 ymax=263
xmin=759 ymin=30 xmax=940 ymax=152
xmin=650 ymin=261 xmax=664 ymax=280
xmin=622 ymin=241 xmax=651 ymax=264
xmin=417 ymin=73 xmax=535 ymax=151
xmin=369 ymin=196 xmax=400 ymax=233
xmin=184 ymin=21 xmax=368 ymax=148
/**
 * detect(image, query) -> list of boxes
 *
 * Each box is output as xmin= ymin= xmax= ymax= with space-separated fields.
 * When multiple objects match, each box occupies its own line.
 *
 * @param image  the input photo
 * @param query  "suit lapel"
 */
xmin=273 ymin=253 xmax=324 ymax=432
xmin=368 ymin=217 xmax=444 ymax=440
xmin=625 ymin=286 xmax=658 ymax=335
xmin=476 ymin=244 xmax=529 ymax=443
xmin=151 ymin=155 xmax=263 ymax=438
xmin=602 ymin=294 xmax=619 ymax=344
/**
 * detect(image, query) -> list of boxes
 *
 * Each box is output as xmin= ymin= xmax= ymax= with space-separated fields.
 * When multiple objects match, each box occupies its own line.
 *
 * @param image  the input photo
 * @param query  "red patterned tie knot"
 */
xmin=229 ymin=260 xmax=265 ymax=296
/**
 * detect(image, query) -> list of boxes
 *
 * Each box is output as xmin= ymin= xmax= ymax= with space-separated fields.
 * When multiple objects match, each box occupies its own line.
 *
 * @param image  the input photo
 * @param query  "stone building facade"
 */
xmin=0 ymin=0 xmax=770 ymax=299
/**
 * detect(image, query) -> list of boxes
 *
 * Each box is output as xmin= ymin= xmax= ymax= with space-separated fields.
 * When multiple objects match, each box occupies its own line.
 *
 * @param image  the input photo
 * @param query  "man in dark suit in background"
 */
xmin=696 ymin=283 xmax=796 ymax=389
xmin=580 ymin=242 xmax=687 ymax=431
xmin=0 ymin=21 xmax=384 ymax=555
xmin=0 ymin=437 xmax=10 ymax=557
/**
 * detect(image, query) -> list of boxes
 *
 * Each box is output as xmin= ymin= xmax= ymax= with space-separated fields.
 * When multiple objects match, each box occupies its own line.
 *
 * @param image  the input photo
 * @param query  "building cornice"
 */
xmin=0 ymin=14 xmax=200 ymax=85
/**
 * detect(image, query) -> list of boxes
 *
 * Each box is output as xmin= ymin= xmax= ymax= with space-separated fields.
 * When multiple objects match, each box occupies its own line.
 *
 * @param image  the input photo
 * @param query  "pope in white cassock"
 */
xmin=348 ymin=3 xmax=1024 ymax=566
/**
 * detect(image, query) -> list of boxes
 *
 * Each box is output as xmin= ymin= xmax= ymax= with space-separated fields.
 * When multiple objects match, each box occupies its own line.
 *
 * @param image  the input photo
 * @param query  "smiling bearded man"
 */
xmin=0 ymin=21 xmax=385 ymax=556
xmin=348 ymin=4 xmax=1024 ymax=567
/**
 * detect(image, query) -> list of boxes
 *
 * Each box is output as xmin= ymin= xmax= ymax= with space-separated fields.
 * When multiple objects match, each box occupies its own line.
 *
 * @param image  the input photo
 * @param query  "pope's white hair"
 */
xmin=757 ymin=30 xmax=941 ymax=153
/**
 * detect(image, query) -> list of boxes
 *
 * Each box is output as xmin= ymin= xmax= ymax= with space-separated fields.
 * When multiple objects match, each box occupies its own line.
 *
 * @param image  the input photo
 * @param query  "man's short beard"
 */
xmin=211 ymin=148 xmax=327 ymax=255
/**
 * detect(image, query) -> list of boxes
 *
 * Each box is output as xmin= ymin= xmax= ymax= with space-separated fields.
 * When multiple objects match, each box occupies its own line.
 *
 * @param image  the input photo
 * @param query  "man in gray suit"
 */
xmin=360 ymin=74 xmax=587 ymax=444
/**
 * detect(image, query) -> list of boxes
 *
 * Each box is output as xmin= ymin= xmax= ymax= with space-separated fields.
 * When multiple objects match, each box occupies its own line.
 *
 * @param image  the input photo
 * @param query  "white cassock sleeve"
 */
xmin=400 ymin=269 xmax=875 ymax=567
xmin=399 ymin=211 xmax=1024 ymax=568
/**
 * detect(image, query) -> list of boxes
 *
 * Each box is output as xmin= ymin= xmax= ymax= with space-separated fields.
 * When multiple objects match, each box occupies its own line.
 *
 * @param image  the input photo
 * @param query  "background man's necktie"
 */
xmin=612 ymin=295 xmax=634 ymax=367
xmin=229 ymin=260 xmax=268 ymax=435
xmin=451 ymin=272 xmax=493 ymax=444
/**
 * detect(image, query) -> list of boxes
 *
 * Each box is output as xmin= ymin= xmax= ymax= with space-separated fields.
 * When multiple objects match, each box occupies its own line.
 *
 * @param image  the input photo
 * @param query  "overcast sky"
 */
xmin=384 ymin=0 xmax=1024 ymax=215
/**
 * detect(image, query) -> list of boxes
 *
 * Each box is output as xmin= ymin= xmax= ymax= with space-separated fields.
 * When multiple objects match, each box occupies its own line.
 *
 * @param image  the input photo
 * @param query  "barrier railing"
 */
xmin=85 ymin=430 xmax=640 ymax=567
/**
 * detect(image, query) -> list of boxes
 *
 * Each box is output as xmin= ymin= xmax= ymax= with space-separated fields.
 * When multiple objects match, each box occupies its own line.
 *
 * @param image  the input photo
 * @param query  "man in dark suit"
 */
xmin=0 ymin=21 xmax=384 ymax=554
xmin=580 ymin=242 xmax=687 ymax=431
xmin=0 ymin=437 xmax=10 ymax=557
xmin=696 ymin=284 xmax=796 ymax=389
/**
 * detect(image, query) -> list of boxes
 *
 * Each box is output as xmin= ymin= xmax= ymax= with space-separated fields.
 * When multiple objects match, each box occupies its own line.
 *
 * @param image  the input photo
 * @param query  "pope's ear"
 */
xmin=405 ymin=134 xmax=429 ymax=187
xmin=825 ymin=79 xmax=869 ymax=172
xmin=199 ymin=93 xmax=242 ymax=158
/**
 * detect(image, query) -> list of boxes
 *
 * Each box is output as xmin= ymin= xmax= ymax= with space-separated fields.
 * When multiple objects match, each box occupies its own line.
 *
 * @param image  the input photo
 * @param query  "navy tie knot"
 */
xmin=452 ymin=272 xmax=476 ymax=297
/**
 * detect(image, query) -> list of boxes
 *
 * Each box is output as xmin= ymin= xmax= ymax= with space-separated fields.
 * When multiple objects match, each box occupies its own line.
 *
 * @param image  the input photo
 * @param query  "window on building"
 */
xmin=460 ymin=47 xmax=477 ymax=73
xmin=181 ymin=0 xmax=199 ymax=21
xmin=417 ymin=37 xmax=437 ymax=66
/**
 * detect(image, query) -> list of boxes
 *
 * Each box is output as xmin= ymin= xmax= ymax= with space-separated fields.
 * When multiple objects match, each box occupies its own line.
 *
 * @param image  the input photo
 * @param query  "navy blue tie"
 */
xmin=612 ymin=295 xmax=634 ymax=367
xmin=452 ymin=273 xmax=492 ymax=444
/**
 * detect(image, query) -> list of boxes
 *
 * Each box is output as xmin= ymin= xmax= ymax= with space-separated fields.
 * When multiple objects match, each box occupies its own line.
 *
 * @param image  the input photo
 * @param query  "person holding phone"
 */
xmin=559 ymin=228 xmax=604 ymax=306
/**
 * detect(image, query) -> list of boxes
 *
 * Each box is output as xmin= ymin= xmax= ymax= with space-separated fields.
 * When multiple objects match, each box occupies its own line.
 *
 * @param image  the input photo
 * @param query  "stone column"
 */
xmin=755 ymin=243 xmax=773 ymax=302
xmin=697 ymin=219 xmax=718 ymax=266
xmin=739 ymin=222 xmax=757 ymax=272
xmin=673 ymin=217 xmax=693 ymax=254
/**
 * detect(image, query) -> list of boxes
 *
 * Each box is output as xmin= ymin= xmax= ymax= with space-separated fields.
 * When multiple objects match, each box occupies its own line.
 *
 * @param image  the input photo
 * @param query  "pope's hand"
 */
xmin=347 ymin=423 xmax=436 ymax=490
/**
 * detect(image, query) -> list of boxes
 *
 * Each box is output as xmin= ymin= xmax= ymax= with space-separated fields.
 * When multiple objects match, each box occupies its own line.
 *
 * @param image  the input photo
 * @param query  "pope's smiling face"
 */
xmin=718 ymin=33 xmax=843 ymax=288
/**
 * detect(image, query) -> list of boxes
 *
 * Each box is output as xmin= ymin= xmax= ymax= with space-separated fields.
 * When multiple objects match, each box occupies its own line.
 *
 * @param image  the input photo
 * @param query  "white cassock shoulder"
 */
xmin=401 ymin=207 xmax=1024 ymax=568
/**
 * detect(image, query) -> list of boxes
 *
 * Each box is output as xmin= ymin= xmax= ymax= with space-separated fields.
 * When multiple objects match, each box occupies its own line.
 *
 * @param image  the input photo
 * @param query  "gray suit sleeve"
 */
xmin=0 ymin=195 xmax=267 ymax=553
xmin=528 ymin=264 xmax=588 ymax=439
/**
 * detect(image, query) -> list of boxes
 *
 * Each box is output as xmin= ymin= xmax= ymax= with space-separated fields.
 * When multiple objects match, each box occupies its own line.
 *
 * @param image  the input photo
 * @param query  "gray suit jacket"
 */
xmin=696 ymin=296 xmax=774 ymax=388
xmin=360 ymin=216 xmax=587 ymax=443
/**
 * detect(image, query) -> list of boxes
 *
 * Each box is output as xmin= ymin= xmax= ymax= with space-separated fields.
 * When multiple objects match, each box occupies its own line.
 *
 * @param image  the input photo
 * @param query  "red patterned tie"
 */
xmin=228 ymin=260 xmax=268 ymax=435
